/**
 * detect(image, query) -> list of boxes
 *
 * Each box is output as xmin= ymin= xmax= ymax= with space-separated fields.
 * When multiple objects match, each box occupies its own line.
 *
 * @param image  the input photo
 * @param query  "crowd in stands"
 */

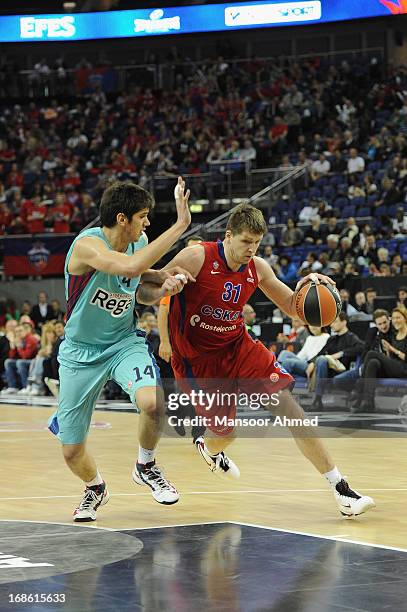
xmin=0 ymin=292 xmax=65 ymax=396
xmin=248 ymin=301 xmax=407 ymax=413
xmin=0 ymin=54 xmax=405 ymax=282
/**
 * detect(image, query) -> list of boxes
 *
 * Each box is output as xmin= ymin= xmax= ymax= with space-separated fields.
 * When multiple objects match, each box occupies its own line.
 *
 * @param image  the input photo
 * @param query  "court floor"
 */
xmin=1 ymin=404 xmax=407 ymax=611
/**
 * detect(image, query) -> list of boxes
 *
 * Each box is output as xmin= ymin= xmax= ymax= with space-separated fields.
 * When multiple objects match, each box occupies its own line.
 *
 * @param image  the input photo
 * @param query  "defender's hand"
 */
xmin=174 ymin=176 xmax=191 ymax=229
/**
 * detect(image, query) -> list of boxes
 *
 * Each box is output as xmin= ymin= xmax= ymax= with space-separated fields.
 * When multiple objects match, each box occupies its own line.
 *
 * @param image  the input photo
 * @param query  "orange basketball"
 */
xmin=295 ymin=281 xmax=342 ymax=327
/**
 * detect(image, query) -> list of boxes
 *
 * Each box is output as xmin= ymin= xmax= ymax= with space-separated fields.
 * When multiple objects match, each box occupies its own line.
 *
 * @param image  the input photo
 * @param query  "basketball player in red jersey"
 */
xmin=137 ymin=204 xmax=375 ymax=517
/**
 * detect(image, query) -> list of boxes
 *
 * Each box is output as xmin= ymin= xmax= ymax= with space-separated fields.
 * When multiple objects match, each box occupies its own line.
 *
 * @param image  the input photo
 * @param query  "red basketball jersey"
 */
xmin=169 ymin=240 xmax=258 ymax=359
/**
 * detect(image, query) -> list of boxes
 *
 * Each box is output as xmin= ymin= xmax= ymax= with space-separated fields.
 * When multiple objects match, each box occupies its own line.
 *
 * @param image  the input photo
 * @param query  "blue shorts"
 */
xmin=48 ymin=330 xmax=160 ymax=445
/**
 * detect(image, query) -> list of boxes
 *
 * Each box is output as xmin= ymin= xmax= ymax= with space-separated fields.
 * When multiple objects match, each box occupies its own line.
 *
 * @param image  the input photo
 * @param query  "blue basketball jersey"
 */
xmin=63 ymin=227 xmax=147 ymax=346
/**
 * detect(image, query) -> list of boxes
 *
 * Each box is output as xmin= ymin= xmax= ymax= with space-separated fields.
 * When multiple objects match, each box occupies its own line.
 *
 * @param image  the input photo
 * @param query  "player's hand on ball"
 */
xmin=161 ymin=274 xmax=187 ymax=297
xmin=164 ymin=266 xmax=196 ymax=283
xmin=174 ymin=176 xmax=191 ymax=229
xmin=295 ymin=272 xmax=336 ymax=292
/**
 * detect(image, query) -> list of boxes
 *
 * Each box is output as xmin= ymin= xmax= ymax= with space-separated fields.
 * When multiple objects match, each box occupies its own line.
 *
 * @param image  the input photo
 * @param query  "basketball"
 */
xmin=295 ymin=281 xmax=342 ymax=327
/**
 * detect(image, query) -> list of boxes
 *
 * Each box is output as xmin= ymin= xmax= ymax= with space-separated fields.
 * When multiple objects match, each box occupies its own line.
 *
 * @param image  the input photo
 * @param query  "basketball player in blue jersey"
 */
xmin=48 ymin=177 xmax=193 ymax=521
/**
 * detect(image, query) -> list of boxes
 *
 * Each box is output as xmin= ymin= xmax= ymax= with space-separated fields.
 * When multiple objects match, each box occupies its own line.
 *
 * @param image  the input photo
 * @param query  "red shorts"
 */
xmin=171 ymin=333 xmax=294 ymax=436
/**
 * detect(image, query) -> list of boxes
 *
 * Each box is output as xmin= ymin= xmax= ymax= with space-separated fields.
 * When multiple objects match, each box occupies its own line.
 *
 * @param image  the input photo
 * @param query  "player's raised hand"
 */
xmin=295 ymin=272 xmax=336 ymax=291
xmin=174 ymin=176 xmax=191 ymax=229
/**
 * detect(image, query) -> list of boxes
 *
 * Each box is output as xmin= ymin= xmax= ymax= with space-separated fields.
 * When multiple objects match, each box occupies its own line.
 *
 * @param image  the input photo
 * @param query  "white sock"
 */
xmin=204 ymin=442 xmax=219 ymax=458
xmin=324 ymin=466 xmax=343 ymax=487
xmin=138 ymin=446 xmax=155 ymax=465
xmin=86 ymin=470 xmax=104 ymax=487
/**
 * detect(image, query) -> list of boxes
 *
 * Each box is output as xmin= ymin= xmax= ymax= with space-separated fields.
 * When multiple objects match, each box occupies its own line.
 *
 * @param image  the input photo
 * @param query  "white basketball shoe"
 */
xmin=195 ymin=436 xmax=240 ymax=479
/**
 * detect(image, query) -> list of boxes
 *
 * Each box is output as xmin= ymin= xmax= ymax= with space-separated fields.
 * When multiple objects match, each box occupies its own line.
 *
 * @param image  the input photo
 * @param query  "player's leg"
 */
xmin=112 ymin=339 xmax=179 ymax=504
xmin=62 ymin=442 xmax=98 ymax=481
xmin=136 ymin=385 xmax=165 ymax=450
xmin=194 ymin=432 xmax=240 ymax=479
xmin=239 ymin=336 xmax=375 ymax=517
xmin=203 ymin=433 xmax=235 ymax=454
xmin=270 ymin=389 xmax=375 ymax=516
xmin=48 ymin=361 xmax=110 ymax=522
xmin=171 ymin=351 xmax=240 ymax=479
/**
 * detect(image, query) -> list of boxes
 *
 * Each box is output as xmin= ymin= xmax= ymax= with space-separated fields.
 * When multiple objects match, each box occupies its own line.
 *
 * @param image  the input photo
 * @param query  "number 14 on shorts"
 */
xmin=133 ymin=365 xmax=155 ymax=382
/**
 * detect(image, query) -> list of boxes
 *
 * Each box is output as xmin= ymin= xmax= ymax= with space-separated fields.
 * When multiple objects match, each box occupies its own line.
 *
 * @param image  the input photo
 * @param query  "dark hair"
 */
xmin=100 ymin=181 xmax=154 ymax=228
xmin=365 ymin=287 xmax=377 ymax=294
xmin=279 ymin=255 xmax=291 ymax=264
xmin=226 ymin=204 xmax=267 ymax=236
xmin=373 ymin=309 xmax=390 ymax=320
xmin=338 ymin=311 xmax=349 ymax=323
xmin=398 ymin=286 xmax=407 ymax=294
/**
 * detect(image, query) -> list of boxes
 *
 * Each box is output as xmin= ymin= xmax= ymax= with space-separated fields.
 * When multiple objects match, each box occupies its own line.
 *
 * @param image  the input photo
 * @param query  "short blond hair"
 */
xmin=226 ymin=204 xmax=267 ymax=236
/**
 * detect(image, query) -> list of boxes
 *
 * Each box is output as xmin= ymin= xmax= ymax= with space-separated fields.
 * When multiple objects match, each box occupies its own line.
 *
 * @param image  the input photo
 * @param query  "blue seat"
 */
xmin=374 ymin=205 xmax=386 ymax=217
xmin=322 ymin=185 xmax=336 ymax=199
xmin=377 ymin=378 xmax=407 ymax=387
xmin=367 ymin=193 xmax=378 ymax=205
xmin=309 ymin=187 xmax=322 ymax=198
xmin=387 ymin=204 xmax=398 ymax=217
xmin=314 ymin=176 xmax=329 ymax=187
xmin=330 ymin=175 xmax=343 ymax=186
xmin=341 ymin=205 xmax=356 ymax=218
xmin=356 ymin=206 xmax=370 ymax=217
xmin=296 ymin=190 xmax=309 ymax=200
xmin=275 ymin=199 xmax=286 ymax=210
xmin=368 ymin=161 xmax=382 ymax=172
xmin=351 ymin=196 xmax=366 ymax=208
xmin=334 ymin=197 xmax=349 ymax=208
xmin=294 ymin=377 xmax=308 ymax=389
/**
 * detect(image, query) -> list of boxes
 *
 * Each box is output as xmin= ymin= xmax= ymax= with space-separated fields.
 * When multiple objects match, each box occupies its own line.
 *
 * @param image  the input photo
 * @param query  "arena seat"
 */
xmin=351 ymin=196 xmax=366 ymax=208
xmin=368 ymin=161 xmax=382 ymax=172
xmin=356 ymin=206 xmax=371 ymax=217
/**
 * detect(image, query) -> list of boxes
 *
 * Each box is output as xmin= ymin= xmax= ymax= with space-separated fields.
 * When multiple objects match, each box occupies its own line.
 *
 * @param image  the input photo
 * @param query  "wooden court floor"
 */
xmin=0 ymin=404 xmax=406 ymax=551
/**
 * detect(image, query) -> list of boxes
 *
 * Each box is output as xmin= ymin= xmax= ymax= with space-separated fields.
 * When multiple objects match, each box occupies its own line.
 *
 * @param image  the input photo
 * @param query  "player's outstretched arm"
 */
xmin=140 ymin=266 xmax=195 ymax=286
xmin=137 ymin=275 xmax=187 ymax=305
xmin=69 ymin=177 xmax=191 ymax=277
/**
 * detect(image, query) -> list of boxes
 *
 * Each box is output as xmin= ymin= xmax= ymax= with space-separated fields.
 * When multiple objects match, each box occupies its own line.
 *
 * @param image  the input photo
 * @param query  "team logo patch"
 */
xmin=270 ymin=372 xmax=280 ymax=383
xmin=190 ymin=314 xmax=201 ymax=326
xmin=274 ymin=361 xmax=289 ymax=375
xmin=90 ymin=287 xmax=133 ymax=317
xmin=128 ymin=381 xmax=133 ymax=389
xmin=213 ymin=260 xmax=219 ymax=269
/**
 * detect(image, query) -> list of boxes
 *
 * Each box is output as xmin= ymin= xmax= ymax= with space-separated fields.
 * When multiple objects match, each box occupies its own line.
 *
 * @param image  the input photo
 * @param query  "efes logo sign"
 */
xmin=20 ymin=16 xmax=76 ymax=39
